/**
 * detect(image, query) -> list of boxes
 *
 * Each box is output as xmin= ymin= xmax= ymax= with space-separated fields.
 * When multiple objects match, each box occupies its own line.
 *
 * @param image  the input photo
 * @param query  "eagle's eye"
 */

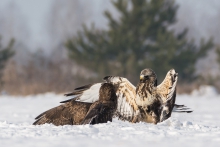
xmin=144 ymin=75 xmax=149 ymax=79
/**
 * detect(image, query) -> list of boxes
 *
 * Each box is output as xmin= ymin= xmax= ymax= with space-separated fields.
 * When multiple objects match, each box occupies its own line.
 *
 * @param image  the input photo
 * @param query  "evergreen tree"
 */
xmin=216 ymin=47 xmax=220 ymax=65
xmin=0 ymin=36 xmax=14 ymax=85
xmin=66 ymin=0 xmax=213 ymax=83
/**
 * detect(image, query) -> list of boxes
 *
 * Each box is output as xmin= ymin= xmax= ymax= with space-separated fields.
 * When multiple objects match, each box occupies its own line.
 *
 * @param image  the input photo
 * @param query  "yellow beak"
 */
xmin=140 ymin=75 xmax=144 ymax=80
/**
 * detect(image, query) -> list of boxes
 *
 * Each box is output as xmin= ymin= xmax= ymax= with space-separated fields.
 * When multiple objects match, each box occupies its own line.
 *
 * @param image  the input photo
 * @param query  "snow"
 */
xmin=191 ymin=85 xmax=218 ymax=97
xmin=1 ymin=87 xmax=220 ymax=147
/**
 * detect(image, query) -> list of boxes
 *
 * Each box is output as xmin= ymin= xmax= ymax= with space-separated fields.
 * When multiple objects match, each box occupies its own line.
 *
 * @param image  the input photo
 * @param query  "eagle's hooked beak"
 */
xmin=140 ymin=75 xmax=144 ymax=80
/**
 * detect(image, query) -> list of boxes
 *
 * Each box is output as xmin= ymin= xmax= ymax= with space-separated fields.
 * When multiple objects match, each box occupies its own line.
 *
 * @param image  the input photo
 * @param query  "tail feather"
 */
xmin=172 ymin=104 xmax=193 ymax=113
xmin=176 ymin=107 xmax=190 ymax=110
xmin=174 ymin=104 xmax=186 ymax=108
xmin=172 ymin=110 xmax=193 ymax=113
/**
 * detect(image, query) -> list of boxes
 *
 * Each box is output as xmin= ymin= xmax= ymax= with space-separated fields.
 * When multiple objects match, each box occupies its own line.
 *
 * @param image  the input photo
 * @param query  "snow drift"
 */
xmin=0 ymin=86 xmax=220 ymax=147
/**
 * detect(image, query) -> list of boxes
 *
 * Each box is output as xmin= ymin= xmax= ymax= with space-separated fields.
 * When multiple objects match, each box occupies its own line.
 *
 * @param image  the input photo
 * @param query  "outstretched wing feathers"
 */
xmin=75 ymin=83 xmax=101 ymax=103
xmin=167 ymin=76 xmax=177 ymax=102
xmin=157 ymin=69 xmax=178 ymax=122
xmin=33 ymin=101 xmax=92 ymax=125
xmin=157 ymin=69 xmax=178 ymax=103
xmin=60 ymin=95 xmax=81 ymax=103
xmin=64 ymin=84 xmax=93 ymax=96
xmin=62 ymin=83 xmax=102 ymax=103
xmin=115 ymin=93 xmax=139 ymax=121
xmin=104 ymin=76 xmax=139 ymax=121
xmin=63 ymin=76 xmax=139 ymax=122
xmin=33 ymin=104 xmax=72 ymax=125
xmin=74 ymin=84 xmax=93 ymax=91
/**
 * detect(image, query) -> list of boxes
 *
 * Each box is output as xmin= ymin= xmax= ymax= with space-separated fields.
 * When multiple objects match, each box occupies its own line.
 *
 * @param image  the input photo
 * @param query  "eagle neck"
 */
xmin=136 ymin=82 xmax=155 ymax=96
xmin=135 ymin=81 xmax=157 ymax=108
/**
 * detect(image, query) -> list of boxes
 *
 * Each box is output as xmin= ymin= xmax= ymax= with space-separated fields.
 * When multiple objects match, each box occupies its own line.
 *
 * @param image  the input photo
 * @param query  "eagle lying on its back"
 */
xmin=33 ymin=68 xmax=192 ymax=126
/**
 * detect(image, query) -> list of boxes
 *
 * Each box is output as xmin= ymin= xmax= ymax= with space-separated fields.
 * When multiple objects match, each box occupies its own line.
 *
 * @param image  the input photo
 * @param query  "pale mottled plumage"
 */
xmin=157 ymin=69 xmax=178 ymax=122
xmin=134 ymin=69 xmax=161 ymax=123
xmin=136 ymin=69 xmax=192 ymax=124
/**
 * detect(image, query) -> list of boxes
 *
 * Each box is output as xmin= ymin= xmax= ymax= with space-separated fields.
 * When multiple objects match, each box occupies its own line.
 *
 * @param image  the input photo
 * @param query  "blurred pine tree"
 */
xmin=0 ymin=36 xmax=14 ymax=86
xmin=216 ymin=47 xmax=220 ymax=65
xmin=65 ymin=0 xmax=213 ymax=83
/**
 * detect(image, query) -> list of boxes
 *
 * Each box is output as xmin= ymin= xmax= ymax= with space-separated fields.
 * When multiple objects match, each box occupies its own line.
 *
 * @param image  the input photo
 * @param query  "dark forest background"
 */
xmin=1 ymin=0 xmax=220 ymax=95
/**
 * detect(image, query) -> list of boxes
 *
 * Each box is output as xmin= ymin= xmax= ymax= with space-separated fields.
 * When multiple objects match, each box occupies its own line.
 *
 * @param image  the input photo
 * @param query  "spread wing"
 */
xmin=157 ymin=69 xmax=178 ymax=122
xmin=62 ymin=83 xmax=101 ymax=103
xmin=104 ymin=76 xmax=140 ymax=122
xmin=157 ymin=69 xmax=178 ymax=103
xmin=33 ymin=101 xmax=92 ymax=126
xmin=157 ymin=69 xmax=192 ymax=122
xmin=63 ymin=76 xmax=140 ymax=122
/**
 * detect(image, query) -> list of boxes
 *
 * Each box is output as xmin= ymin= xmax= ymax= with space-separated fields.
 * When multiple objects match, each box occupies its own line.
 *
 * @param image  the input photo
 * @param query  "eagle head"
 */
xmin=139 ymin=68 xmax=157 ymax=85
xmin=99 ymin=83 xmax=117 ymax=102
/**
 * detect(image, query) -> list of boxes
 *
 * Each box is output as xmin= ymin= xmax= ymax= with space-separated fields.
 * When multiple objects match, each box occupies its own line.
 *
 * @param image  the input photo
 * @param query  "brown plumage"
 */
xmin=33 ymin=83 xmax=117 ymax=126
xmin=82 ymin=83 xmax=117 ymax=124
xmin=33 ymin=100 xmax=92 ymax=126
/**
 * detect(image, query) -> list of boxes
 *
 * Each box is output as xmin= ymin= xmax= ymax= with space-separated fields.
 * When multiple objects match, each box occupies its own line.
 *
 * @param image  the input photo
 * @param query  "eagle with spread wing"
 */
xmin=33 ymin=68 xmax=192 ymax=126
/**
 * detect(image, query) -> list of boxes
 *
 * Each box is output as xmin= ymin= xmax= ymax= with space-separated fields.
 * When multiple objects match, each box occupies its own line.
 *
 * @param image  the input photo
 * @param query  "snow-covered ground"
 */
xmin=0 ymin=86 xmax=220 ymax=147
